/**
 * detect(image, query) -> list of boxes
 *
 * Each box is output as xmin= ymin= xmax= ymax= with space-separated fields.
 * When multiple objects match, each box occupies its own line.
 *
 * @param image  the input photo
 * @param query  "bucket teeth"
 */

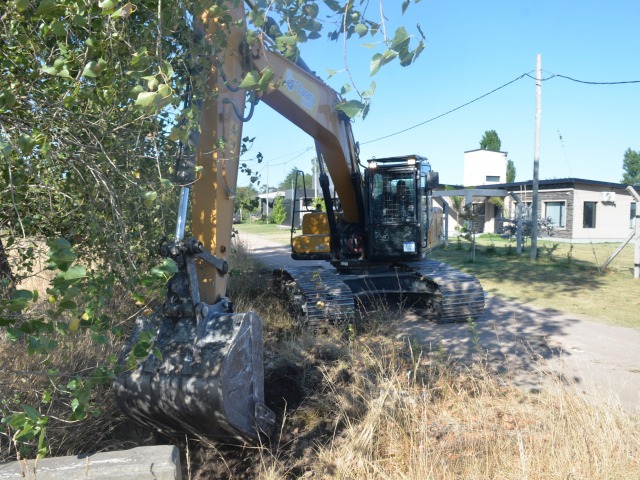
xmin=114 ymin=309 xmax=274 ymax=443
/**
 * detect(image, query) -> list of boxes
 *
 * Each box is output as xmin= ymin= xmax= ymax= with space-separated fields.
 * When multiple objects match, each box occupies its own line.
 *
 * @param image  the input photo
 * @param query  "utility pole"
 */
xmin=265 ymin=162 xmax=269 ymax=222
xmin=530 ymin=54 xmax=541 ymax=261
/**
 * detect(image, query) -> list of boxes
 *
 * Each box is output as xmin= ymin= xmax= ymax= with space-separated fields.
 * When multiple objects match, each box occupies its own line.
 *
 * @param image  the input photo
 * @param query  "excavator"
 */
xmin=115 ymin=1 xmax=484 ymax=444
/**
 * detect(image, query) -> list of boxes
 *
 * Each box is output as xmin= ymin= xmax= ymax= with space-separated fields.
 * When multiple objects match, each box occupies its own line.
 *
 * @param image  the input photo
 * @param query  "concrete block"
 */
xmin=0 ymin=445 xmax=181 ymax=479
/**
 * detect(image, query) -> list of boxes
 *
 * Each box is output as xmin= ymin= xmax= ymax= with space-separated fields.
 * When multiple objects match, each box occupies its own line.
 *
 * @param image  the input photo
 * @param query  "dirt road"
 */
xmin=236 ymin=232 xmax=640 ymax=414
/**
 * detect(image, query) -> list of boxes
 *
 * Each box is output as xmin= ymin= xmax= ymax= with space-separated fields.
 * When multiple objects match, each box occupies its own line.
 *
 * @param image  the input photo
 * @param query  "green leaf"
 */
xmin=325 ymin=68 xmax=338 ymax=79
xmin=160 ymin=60 xmax=173 ymax=80
xmin=143 ymin=191 xmax=158 ymax=209
xmin=402 ymin=0 xmax=410 ymax=14
xmin=35 ymin=0 xmax=62 ymax=16
xmin=98 ymin=0 xmax=116 ymax=11
xmin=61 ymin=265 xmax=86 ymax=281
xmin=50 ymin=20 xmax=66 ymax=37
xmin=0 ymin=140 xmax=13 ymax=157
xmin=335 ymin=100 xmax=365 ymax=119
xmin=57 ymin=67 xmax=71 ymax=78
xmin=258 ymin=67 xmax=274 ymax=90
xmin=276 ymin=35 xmax=297 ymax=46
xmin=238 ymin=71 xmax=260 ymax=90
xmin=22 ymin=404 xmax=40 ymax=422
xmin=354 ymin=24 xmax=368 ymax=37
xmin=154 ymin=84 xmax=173 ymax=109
xmin=110 ymin=3 xmax=136 ymax=18
xmin=12 ymin=290 xmax=35 ymax=302
xmin=135 ymin=91 xmax=158 ymax=107
xmin=369 ymin=50 xmax=398 ymax=76
xmin=390 ymin=27 xmax=411 ymax=51
xmin=17 ymin=134 xmax=36 ymax=155
xmin=362 ymin=81 xmax=376 ymax=98
xmin=15 ymin=0 xmax=30 ymax=12
xmin=82 ymin=62 xmax=98 ymax=78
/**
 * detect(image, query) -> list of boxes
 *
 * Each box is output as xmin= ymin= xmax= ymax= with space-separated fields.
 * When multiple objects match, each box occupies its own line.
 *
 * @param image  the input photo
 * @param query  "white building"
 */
xmin=463 ymin=149 xmax=508 ymax=186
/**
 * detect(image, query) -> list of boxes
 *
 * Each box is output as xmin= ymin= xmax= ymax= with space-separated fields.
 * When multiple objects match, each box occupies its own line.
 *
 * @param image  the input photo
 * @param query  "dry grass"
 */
xmin=250 ymin=326 xmax=640 ymax=480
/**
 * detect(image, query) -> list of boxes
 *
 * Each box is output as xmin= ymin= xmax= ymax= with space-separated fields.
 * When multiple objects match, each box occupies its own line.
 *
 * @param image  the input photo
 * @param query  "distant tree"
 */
xmin=235 ymin=186 xmax=259 ymax=222
xmin=479 ymin=130 xmax=502 ymax=151
xmin=506 ymin=159 xmax=516 ymax=183
xmin=279 ymin=167 xmax=313 ymax=192
xmin=269 ymin=196 xmax=287 ymax=225
xmin=621 ymin=148 xmax=640 ymax=185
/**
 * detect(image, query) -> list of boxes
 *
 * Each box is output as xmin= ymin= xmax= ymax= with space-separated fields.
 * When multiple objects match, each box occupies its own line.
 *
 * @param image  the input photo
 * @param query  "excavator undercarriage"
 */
xmin=274 ymin=260 xmax=485 ymax=328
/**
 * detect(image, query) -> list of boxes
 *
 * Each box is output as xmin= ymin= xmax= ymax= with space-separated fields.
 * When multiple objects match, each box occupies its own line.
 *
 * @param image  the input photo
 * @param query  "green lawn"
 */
xmin=429 ymin=235 xmax=640 ymax=329
xmin=235 ymin=224 xmax=640 ymax=328
xmin=234 ymin=222 xmax=292 ymax=244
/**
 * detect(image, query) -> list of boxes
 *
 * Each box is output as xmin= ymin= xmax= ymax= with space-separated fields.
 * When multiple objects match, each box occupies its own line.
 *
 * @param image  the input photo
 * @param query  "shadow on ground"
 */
xmin=394 ymin=295 xmax=582 ymax=394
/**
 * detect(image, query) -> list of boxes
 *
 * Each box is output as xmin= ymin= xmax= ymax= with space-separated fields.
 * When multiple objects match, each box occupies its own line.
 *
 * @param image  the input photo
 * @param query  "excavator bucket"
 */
xmin=114 ymin=240 xmax=275 ymax=442
xmin=114 ymin=308 xmax=275 ymax=443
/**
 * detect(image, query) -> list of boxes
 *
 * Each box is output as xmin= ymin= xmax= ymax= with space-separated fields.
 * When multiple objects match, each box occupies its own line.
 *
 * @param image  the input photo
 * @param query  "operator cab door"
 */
xmin=366 ymin=166 xmax=423 ymax=261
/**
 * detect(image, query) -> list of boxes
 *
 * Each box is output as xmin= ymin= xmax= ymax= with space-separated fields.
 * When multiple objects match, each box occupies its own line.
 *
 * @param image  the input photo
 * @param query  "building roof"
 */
xmin=472 ymin=177 xmax=638 ymax=191
xmin=463 ymin=148 xmax=508 ymax=155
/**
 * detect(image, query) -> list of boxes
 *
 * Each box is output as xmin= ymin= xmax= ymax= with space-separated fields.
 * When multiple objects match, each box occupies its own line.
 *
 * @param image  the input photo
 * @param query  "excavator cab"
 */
xmin=365 ymin=156 xmax=438 ymax=260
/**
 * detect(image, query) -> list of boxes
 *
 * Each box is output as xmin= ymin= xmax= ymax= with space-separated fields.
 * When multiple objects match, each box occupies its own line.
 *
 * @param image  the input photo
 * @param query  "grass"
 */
xmin=430 ymin=234 xmax=640 ymax=329
xmin=235 ymin=222 xmax=292 ymax=244
xmin=236 ymin=223 xmax=640 ymax=329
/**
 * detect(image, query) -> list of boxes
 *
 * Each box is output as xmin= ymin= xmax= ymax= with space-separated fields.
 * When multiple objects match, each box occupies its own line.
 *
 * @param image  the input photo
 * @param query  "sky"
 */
xmin=238 ymin=0 xmax=640 ymax=190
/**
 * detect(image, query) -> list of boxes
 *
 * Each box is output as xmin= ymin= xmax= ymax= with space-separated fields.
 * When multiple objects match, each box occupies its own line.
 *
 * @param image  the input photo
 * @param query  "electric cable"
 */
xmin=360 ymin=73 xmax=529 ymax=145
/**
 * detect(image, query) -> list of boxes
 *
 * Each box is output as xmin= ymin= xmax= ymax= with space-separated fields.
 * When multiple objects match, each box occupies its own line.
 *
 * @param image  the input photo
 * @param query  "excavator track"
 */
xmin=274 ymin=266 xmax=355 ymax=328
xmin=274 ymin=261 xmax=485 ymax=325
xmin=398 ymin=259 xmax=485 ymax=323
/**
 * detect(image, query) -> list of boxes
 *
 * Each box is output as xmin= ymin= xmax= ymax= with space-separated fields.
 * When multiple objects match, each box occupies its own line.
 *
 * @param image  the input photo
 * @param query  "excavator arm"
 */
xmin=115 ymin=0 xmax=367 ymax=444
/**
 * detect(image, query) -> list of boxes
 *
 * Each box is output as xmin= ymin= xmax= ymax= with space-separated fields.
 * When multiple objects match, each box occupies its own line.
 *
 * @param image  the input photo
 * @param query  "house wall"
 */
xmin=572 ymin=187 xmax=636 ymax=241
xmin=463 ymin=150 xmax=507 ymax=186
xmin=503 ymin=186 xmax=636 ymax=242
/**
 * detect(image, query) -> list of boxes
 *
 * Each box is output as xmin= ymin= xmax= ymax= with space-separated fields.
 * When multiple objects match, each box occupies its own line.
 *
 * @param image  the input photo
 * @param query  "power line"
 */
xmin=531 ymin=72 xmax=640 ymax=85
xmin=361 ymin=71 xmax=640 ymax=146
xmin=360 ymin=73 xmax=529 ymax=145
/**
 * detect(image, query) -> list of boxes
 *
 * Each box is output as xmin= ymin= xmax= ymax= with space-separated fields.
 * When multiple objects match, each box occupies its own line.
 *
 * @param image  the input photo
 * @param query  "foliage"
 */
xmin=235 ymin=185 xmax=259 ymax=221
xmin=269 ymin=195 xmax=287 ymax=224
xmin=455 ymin=204 xmax=479 ymax=262
xmin=0 ymin=0 xmax=427 ymax=458
xmin=278 ymin=167 xmax=313 ymax=192
xmin=479 ymin=129 xmax=501 ymax=151
xmin=500 ymin=215 xmax=556 ymax=241
xmin=506 ymin=159 xmax=516 ymax=182
xmin=621 ymin=147 xmax=640 ymax=185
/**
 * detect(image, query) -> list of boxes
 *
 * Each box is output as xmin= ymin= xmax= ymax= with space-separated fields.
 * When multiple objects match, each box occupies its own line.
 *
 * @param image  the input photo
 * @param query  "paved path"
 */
xmin=236 ymin=232 xmax=640 ymax=414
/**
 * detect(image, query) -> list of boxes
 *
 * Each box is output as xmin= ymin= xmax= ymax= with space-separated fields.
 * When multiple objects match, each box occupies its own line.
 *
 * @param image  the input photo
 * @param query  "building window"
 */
xmin=485 ymin=175 xmax=500 ymax=183
xmin=631 ymin=202 xmax=637 ymax=229
xmin=583 ymin=201 xmax=597 ymax=228
xmin=545 ymin=201 xmax=566 ymax=228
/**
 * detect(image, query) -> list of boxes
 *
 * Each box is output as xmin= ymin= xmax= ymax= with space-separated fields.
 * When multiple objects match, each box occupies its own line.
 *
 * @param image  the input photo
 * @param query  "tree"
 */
xmin=235 ymin=186 xmax=259 ymax=222
xmin=278 ymin=167 xmax=313 ymax=192
xmin=506 ymin=159 xmax=516 ymax=183
xmin=621 ymin=148 xmax=640 ymax=185
xmin=269 ymin=196 xmax=287 ymax=225
xmin=479 ymin=130 xmax=502 ymax=151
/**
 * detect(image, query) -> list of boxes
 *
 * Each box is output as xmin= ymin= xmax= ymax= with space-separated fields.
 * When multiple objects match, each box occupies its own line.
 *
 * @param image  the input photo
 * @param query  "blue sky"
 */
xmin=239 ymin=0 xmax=640 ymax=189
